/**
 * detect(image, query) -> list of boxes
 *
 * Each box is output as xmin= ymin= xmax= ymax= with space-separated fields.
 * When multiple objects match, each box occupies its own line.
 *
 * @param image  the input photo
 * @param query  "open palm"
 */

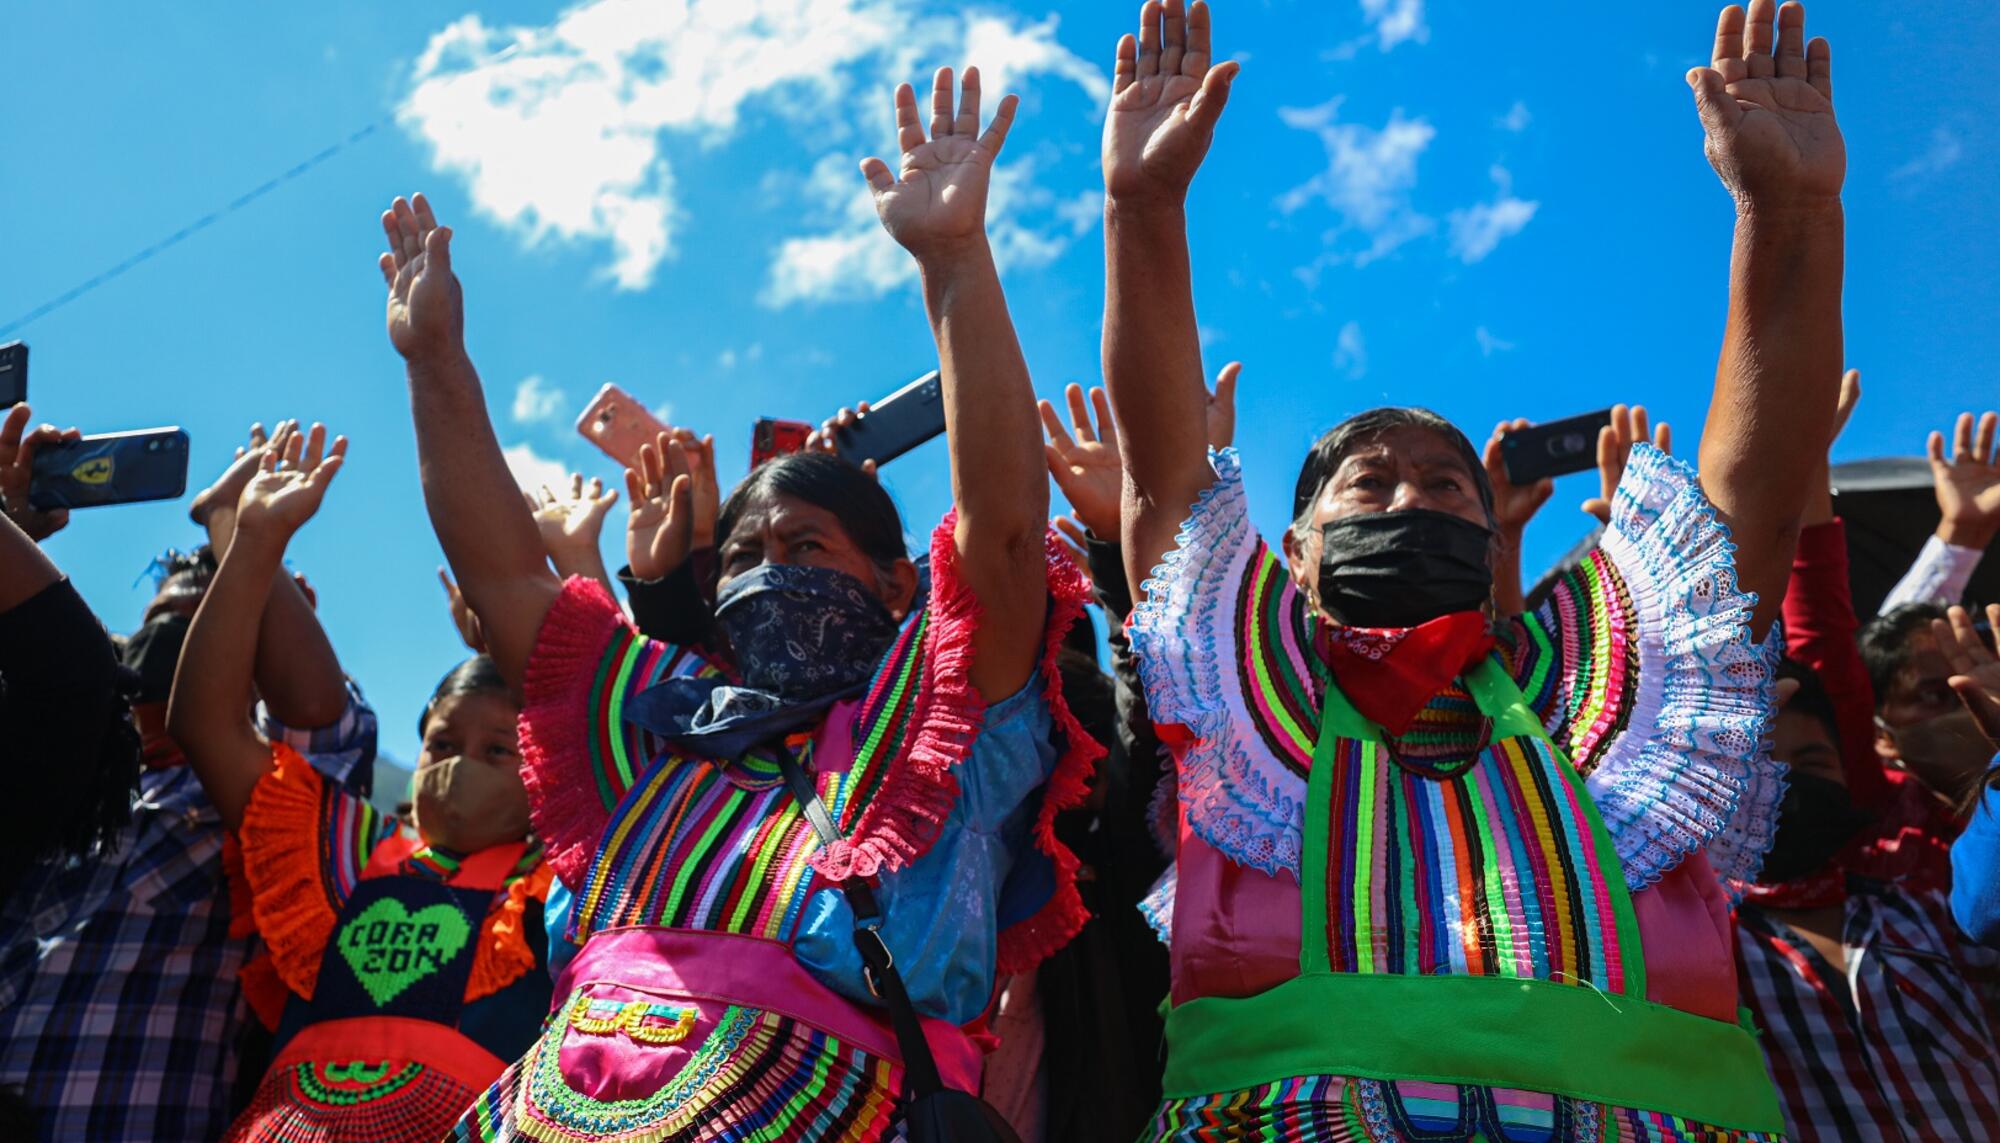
xmin=1930 ymin=412 xmax=2000 ymax=545
xmin=865 ymin=68 xmax=1017 ymax=260
xmin=380 ymin=193 xmax=464 ymax=363
xmin=1103 ymin=0 xmax=1239 ymax=201
xmin=1689 ymin=1 xmax=1844 ymax=206
xmin=625 ymin=435 xmax=695 ymax=581
xmin=235 ymin=423 xmax=346 ymax=539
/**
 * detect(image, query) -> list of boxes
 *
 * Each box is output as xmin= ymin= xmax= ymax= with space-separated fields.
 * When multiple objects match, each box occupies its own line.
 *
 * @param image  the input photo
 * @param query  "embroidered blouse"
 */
xmin=519 ymin=515 xmax=1100 ymax=1025
xmin=1130 ymin=445 xmax=1782 ymax=1006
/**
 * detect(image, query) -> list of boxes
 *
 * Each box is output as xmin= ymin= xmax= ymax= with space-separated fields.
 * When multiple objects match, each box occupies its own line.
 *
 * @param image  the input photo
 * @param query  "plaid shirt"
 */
xmin=1736 ymin=879 xmax=2000 ymax=1141
xmin=0 ymin=685 xmax=375 ymax=1142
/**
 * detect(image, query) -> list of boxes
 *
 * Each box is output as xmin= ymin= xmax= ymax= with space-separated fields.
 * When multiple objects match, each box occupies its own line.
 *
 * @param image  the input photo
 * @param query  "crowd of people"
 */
xmin=3 ymin=1 xmax=1998 ymax=1140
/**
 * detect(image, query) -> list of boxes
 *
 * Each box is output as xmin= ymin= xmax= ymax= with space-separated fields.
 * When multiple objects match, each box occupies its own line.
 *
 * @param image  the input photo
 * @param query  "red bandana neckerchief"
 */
xmin=1735 ymin=865 xmax=1848 ymax=910
xmin=1319 ymin=610 xmax=1496 ymax=737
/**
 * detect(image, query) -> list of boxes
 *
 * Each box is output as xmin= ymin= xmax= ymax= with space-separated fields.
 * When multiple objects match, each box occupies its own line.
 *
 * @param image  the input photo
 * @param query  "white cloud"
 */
xmin=1333 ymin=321 xmax=1367 ymax=379
xmin=1474 ymin=326 xmax=1515 ymax=356
xmin=1497 ymin=101 xmax=1531 ymax=132
xmin=1361 ymin=0 xmax=1428 ymax=51
xmin=502 ymin=442 xmax=571 ymax=492
xmin=1890 ymin=126 xmax=1963 ymax=184
xmin=1277 ymin=98 xmax=1436 ymax=269
xmin=401 ymin=0 xmax=1106 ymax=302
xmin=1447 ymin=166 xmax=1538 ymax=263
xmin=511 ymin=374 xmax=567 ymax=423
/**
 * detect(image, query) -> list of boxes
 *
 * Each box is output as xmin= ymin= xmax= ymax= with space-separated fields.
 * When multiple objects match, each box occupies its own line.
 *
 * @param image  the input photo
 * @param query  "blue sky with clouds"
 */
xmin=5 ymin=0 xmax=1995 ymax=773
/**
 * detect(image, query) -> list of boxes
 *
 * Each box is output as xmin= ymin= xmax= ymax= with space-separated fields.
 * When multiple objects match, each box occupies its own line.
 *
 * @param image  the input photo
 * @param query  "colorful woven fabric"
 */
xmin=1128 ymin=446 xmax=1782 ymax=892
xmin=1148 ymin=1076 xmax=1782 ymax=1142
xmin=230 ymin=1059 xmax=482 ymax=1143
xmin=452 ymin=1004 xmax=899 ymax=1143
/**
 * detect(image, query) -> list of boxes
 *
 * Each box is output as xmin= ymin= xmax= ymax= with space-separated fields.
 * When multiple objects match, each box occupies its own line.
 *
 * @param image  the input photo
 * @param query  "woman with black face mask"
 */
xmin=1733 ymin=659 xmax=2000 ymax=1139
xmin=387 ymin=66 xmax=1093 ymax=1143
xmin=1098 ymin=2 xmax=1842 ymax=1138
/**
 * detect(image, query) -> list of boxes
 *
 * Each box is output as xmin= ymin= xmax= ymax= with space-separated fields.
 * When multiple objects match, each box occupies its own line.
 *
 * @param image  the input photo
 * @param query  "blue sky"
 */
xmin=6 ymin=0 xmax=1995 ymax=776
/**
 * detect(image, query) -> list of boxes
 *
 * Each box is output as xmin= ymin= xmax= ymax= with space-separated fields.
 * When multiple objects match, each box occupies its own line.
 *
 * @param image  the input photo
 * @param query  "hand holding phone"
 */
xmin=1499 ymin=409 xmax=1616 ymax=486
xmin=832 ymin=370 xmax=945 ymax=468
xmin=0 ymin=405 xmax=77 ymax=540
xmin=29 ymin=427 xmax=190 ymax=511
xmin=577 ymin=383 xmax=672 ymax=469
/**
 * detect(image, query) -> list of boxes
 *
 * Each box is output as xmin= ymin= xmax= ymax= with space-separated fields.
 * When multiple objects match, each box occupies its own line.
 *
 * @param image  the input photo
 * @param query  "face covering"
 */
xmin=1759 ymin=773 xmax=1874 ymax=884
xmin=625 ymin=563 xmax=902 ymax=760
xmin=412 ymin=755 xmax=531 ymax=853
xmin=1317 ymin=509 xmax=1494 ymax=629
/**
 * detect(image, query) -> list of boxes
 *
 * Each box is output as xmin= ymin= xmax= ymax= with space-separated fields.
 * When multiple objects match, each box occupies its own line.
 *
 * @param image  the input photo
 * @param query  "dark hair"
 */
xmin=1776 ymin=657 xmax=1841 ymax=751
xmin=0 ymin=645 xmax=141 ymax=901
xmin=417 ymin=655 xmax=511 ymax=738
xmin=1291 ymin=406 xmax=1495 ymax=526
xmin=716 ymin=452 xmax=908 ymax=577
xmin=1859 ymin=602 xmax=1948 ymax=707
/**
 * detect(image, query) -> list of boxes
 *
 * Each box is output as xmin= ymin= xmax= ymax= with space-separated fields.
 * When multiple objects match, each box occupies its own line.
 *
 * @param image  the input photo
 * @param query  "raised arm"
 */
xmin=192 ymin=422 xmax=351 ymax=729
xmin=381 ymin=194 xmax=560 ymax=689
xmin=1100 ymin=0 xmax=1239 ymax=602
xmin=863 ymin=67 xmax=1047 ymax=701
xmin=1687 ymin=0 xmax=1846 ymax=638
xmin=168 ymin=427 xmax=346 ymax=828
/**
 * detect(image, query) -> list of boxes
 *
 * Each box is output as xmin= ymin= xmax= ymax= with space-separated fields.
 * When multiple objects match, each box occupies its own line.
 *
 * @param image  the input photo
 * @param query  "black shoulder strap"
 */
xmin=776 ymin=748 xmax=947 ymax=1099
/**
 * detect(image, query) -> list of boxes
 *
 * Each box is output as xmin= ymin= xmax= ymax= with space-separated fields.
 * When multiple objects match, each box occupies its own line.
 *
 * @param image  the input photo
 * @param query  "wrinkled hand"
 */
xmin=1934 ymin=604 xmax=2000 ymax=747
xmin=1687 ymin=1 xmax=1844 ymax=210
xmin=234 ymin=423 xmax=347 ymax=540
xmin=863 ymin=68 xmax=1017 ymax=263
xmin=1041 ymin=385 xmax=1122 ymax=539
xmin=528 ymin=473 xmax=620 ymax=562
xmin=1483 ymin=420 xmax=1556 ymax=539
xmin=662 ymin=427 xmax=720 ymax=547
xmin=0 ymin=404 xmax=79 ymax=542
xmin=1928 ymin=410 xmax=2000 ymax=550
xmin=1103 ymin=0 xmax=1239 ymax=203
xmin=626 ymin=434 xmax=696 ymax=581
xmin=805 ymin=404 xmax=880 ymax=481
xmin=1582 ymin=405 xmax=1673 ymax=524
xmin=1206 ymin=361 xmax=1240 ymax=451
xmin=380 ymin=193 xmax=464 ymax=364
xmin=438 ymin=568 xmax=486 ymax=653
xmin=192 ymin=421 xmax=280 ymax=526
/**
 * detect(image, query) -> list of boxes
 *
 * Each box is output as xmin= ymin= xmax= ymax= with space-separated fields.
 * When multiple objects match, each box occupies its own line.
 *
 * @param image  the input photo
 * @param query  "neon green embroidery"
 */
xmin=335 ymin=898 xmax=471 ymax=1007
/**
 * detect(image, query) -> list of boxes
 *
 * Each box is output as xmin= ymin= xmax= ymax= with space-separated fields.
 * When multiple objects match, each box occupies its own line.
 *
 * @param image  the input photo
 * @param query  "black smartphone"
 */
xmin=1500 ymin=409 xmax=1615 ymax=486
xmin=29 ymin=427 xmax=191 ymax=510
xmin=833 ymin=370 xmax=945 ymax=468
xmin=0 ymin=342 xmax=25 ymax=408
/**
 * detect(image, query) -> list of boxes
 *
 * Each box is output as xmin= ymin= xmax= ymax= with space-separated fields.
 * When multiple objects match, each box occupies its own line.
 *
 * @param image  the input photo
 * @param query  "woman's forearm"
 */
xmin=168 ymin=526 xmax=286 ymax=827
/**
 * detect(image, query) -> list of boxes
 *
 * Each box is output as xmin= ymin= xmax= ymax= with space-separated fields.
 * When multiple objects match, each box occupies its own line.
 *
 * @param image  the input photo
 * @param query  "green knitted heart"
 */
xmin=335 ymin=898 xmax=471 ymax=1007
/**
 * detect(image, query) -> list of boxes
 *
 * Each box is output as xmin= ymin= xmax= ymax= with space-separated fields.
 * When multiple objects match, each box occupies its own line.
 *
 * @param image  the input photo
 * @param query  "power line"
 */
xmin=0 ymin=120 xmax=386 ymax=339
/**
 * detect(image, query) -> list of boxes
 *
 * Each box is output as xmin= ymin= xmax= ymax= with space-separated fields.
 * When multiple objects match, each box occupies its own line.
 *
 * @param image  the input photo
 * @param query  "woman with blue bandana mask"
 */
xmin=381 ymin=63 xmax=1097 ymax=1143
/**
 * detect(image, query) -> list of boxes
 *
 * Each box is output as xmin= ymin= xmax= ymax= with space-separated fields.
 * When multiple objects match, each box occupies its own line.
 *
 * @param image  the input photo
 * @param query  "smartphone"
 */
xmin=0 ymin=342 xmax=25 ymax=408
xmin=752 ymin=418 xmax=813 ymax=469
xmin=833 ymin=370 xmax=945 ymax=469
xmin=1500 ymin=409 xmax=1615 ymax=486
xmin=576 ymin=383 xmax=672 ymax=468
xmin=29 ymin=427 xmax=190 ymax=510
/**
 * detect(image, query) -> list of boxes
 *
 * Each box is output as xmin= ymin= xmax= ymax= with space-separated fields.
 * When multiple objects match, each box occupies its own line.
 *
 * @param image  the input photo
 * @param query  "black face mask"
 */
xmin=122 ymin=612 xmax=190 ymax=706
xmin=1316 ymin=509 xmax=1494 ymax=628
xmin=1760 ymin=773 xmax=1874 ymax=884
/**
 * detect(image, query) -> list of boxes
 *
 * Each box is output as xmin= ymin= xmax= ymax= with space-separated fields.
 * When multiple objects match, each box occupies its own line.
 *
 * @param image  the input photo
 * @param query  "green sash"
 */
xmin=1161 ymin=659 xmax=1783 ymax=1134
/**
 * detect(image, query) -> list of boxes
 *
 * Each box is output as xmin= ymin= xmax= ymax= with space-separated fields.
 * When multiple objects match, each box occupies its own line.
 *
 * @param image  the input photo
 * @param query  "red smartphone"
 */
xmin=576 ymin=383 xmax=671 ymax=468
xmin=751 ymin=418 xmax=812 ymax=469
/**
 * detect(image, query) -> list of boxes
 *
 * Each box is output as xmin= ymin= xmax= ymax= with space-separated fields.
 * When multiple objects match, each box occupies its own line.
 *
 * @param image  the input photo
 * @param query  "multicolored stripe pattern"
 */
xmin=1150 ymin=1076 xmax=1782 ymax=1141
xmin=228 ymin=1059 xmax=481 ymax=1143
xmin=1232 ymin=544 xmax=1328 ymax=777
xmin=1318 ymin=723 xmax=1628 ymax=992
xmin=453 ymin=1004 xmax=899 ymax=1143
xmin=1506 ymin=549 xmax=1640 ymax=780
xmin=569 ymin=614 xmax=932 ymax=944
xmin=311 ymin=766 xmax=398 ymax=915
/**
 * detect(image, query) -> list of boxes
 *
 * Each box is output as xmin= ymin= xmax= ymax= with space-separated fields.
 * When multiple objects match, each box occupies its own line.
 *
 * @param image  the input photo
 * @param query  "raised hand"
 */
xmin=1484 ymin=420 xmax=1557 ymax=537
xmin=1582 ymin=405 xmax=1673 ymax=524
xmin=438 ymin=568 xmax=487 ymax=653
xmin=233 ymin=423 xmax=347 ymax=540
xmin=191 ymin=421 xmax=278 ymax=526
xmin=863 ymin=68 xmax=1018 ymax=262
xmin=1687 ymin=1 xmax=1844 ymax=209
xmin=626 ymin=433 xmax=697 ymax=581
xmin=0 ymin=404 xmax=80 ymax=542
xmin=1928 ymin=411 xmax=2000 ymax=551
xmin=666 ymin=427 xmax=720 ymax=547
xmin=1206 ymin=360 xmax=1240 ymax=451
xmin=380 ymin=193 xmax=464 ymax=364
xmin=528 ymin=473 xmax=620 ymax=562
xmin=1042 ymin=385 xmax=1123 ymax=539
xmin=805 ymin=403 xmax=880 ymax=481
xmin=1933 ymin=604 xmax=2000 ymax=746
xmin=1104 ymin=0 xmax=1240 ymax=203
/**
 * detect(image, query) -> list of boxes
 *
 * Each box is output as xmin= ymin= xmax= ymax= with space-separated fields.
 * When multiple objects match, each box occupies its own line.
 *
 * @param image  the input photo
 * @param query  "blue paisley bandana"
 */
xmin=623 ymin=563 xmax=900 ymax=761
